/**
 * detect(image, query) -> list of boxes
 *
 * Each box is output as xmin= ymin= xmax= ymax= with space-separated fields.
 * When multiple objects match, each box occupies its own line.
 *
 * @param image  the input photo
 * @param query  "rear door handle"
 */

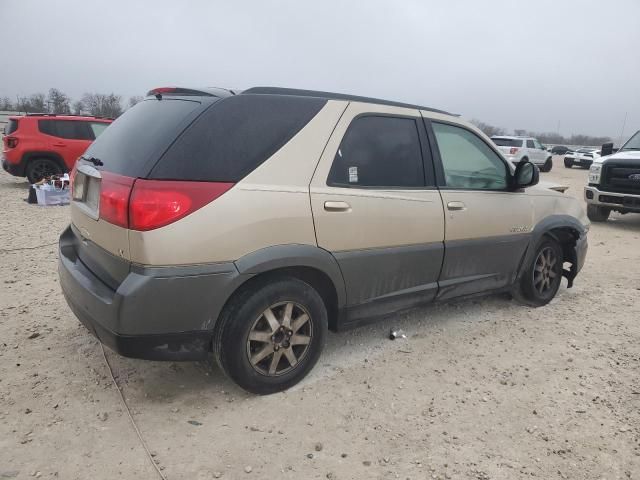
xmin=324 ymin=201 xmax=351 ymax=212
xmin=53 ymin=143 xmax=67 ymax=147
xmin=447 ymin=201 xmax=466 ymax=211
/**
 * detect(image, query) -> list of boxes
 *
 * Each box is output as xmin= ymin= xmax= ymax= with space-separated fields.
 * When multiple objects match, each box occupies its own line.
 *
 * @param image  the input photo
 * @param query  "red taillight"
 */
xmin=99 ymin=172 xmax=134 ymax=228
xmin=509 ymin=147 xmax=519 ymax=155
xmin=129 ymin=180 xmax=234 ymax=231
xmin=6 ymin=137 xmax=18 ymax=148
xmin=148 ymin=87 xmax=176 ymax=96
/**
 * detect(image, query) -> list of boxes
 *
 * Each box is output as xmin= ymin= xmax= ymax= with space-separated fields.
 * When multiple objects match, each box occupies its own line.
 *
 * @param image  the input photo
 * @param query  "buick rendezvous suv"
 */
xmin=58 ymin=86 xmax=589 ymax=394
xmin=585 ymin=130 xmax=640 ymax=221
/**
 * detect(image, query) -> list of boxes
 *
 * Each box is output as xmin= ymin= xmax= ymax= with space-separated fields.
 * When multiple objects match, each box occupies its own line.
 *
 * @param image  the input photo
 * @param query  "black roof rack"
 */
xmin=242 ymin=87 xmax=455 ymax=116
xmin=24 ymin=113 xmax=113 ymax=120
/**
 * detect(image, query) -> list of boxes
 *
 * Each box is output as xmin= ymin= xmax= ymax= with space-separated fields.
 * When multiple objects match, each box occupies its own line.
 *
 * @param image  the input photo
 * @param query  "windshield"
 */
xmin=492 ymin=138 xmax=522 ymax=147
xmin=621 ymin=130 xmax=640 ymax=151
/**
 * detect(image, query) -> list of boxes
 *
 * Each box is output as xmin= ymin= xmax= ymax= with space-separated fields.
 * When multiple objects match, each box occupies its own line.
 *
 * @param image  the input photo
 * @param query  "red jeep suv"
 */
xmin=2 ymin=114 xmax=112 ymax=183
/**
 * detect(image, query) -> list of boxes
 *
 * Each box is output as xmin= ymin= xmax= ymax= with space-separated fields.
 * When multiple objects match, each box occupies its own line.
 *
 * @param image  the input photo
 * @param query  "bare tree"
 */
xmin=47 ymin=88 xmax=71 ymax=114
xmin=0 ymin=97 xmax=13 ymax=111
xmin=81 ymin=92 xmax=123 ymax=118
xmin=513 ymin=129 xmax=527 ymax=136
xmin=72 ymin=100 xmax=84 ymax=115
xmin=471 ymin=119 xmax=506 ymax=137
xmin=128 ymin=95 xmax=143 ymax=108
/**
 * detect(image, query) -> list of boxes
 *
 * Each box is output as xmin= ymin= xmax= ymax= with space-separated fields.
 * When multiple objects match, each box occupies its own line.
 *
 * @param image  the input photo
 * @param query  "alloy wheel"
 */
xmin=246 ymin=301 xmax=313 ymax=376
xmin=533 ymin=246 xmax=558 ymax=295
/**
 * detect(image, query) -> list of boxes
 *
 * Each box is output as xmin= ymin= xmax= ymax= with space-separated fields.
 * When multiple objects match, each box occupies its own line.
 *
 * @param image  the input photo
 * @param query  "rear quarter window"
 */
xmin=5 ymin=119 xmax=18 ymax=135
xmin=151 ymin=94 xmax=326 ymax=181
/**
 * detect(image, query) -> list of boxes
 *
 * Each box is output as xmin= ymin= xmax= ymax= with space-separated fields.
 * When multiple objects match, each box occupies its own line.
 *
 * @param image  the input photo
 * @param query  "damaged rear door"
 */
xmin=309 ymin=102 xmax=445 ymax=324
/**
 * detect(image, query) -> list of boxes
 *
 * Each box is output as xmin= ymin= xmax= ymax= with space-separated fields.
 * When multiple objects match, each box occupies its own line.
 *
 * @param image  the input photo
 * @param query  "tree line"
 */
xmin=471 ymin=119 xmax=610 ymax=147
xmin=0 ymin=88 xmax=144 ymax=118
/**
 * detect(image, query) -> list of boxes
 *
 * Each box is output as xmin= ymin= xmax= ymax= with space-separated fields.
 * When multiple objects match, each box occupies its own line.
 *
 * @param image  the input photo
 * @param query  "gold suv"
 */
xmin=58 ymin=86 xmax=589 ymax=394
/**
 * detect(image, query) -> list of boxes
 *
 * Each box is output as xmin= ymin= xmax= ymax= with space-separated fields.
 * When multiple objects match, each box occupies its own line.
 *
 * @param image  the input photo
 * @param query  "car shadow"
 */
xmin=600 ymin=213 xmax=640 ymax=232
xmin=109 ymin=292 xmax=525 ymax=402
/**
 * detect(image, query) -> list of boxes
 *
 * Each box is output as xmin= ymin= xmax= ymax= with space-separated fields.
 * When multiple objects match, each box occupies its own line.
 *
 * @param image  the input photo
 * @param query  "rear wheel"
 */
xmin=26 ymin=158 xmax=63 ymax=184
xmin=540 ymin=157 xmax=553 ymax=172
xmin=512 ymin=236 xmax=563 ymax=307
xmin=587 ymin=204 xmax=610 ymax=222
xmin=564 ymin=158 xmax=573 ymax=168
xmin=213 ymin=276 xmax=327 ymax=394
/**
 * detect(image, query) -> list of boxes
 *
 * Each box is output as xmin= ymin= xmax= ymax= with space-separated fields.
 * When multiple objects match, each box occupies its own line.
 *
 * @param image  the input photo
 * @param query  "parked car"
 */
xmin=564 ymin=148 xmax=600 ymax=169
xmin=59 ymin=86 xmax=589 ymax=394
xmin=550 ymin=145 xmax=571 ymax=155
xmin=584 ymin=130 xmax=640 ymax=222
xmin=2 ymin=114 xmax=112 ymax=183
xmin=491 ymin=135 xmax=553 ymax=172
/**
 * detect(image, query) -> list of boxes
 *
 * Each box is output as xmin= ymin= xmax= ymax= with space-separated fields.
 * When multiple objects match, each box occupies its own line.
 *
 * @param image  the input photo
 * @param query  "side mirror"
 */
xmin=513 ymin=160 xmax=539 ymax=189
xmin=601 ymin=142 xmax=614 ymax=157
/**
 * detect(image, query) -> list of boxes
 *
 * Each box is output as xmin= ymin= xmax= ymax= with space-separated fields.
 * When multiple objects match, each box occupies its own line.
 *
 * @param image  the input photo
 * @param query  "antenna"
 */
xmin=619 ymin=111 xmax=628 ymax=146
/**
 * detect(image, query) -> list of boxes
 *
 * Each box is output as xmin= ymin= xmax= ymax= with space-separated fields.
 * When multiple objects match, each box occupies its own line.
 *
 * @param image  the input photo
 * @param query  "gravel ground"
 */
xmin=1 ymin=158 xmax=639 ymax=480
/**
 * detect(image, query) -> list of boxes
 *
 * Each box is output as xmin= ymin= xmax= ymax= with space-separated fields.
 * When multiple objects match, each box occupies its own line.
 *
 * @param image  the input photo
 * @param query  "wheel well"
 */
xmin=23 ymin=152 xmax=67 ymax=172
xmin=224 ymin=266 xmax=340 ymax=332
xmin=546 ymin=227 xmax=580 ymax=285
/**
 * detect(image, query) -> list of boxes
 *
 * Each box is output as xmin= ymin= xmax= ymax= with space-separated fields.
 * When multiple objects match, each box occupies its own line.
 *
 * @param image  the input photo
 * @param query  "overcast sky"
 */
xmin=2 ymin=0 xmax=639 ymax=139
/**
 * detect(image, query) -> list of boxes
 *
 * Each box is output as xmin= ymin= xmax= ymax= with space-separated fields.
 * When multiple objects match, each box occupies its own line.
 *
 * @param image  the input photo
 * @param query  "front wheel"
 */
xmin=213 ymin=276 xmax=327 ymax=394
xmin=587 ymin=204 xmax=610 ymax=222
xmin=512 ymin=236 xmax=563 ymax=307
xmin=540 ymin=158 xmax=553 ymax=172
xmin=564 ymin=158 xmax=573 ymax=168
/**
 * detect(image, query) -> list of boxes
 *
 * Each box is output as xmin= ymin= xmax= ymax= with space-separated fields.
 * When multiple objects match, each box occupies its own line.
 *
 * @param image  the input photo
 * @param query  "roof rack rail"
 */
xmin=242 ymin=86 xmax=455 ymax=116
xmin=24 ymin=113 xmax=113 ymax=120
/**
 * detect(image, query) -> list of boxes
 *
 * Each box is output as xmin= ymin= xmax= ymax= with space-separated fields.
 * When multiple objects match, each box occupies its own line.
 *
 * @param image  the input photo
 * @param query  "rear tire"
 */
xmin=564 ymin=158 xmax=573 ymax=168
xmin=587 ymin=204 xmax=610 ymax=222
xmin=26 ymin=158 xmax=63 ymax=184
xmin=512 ymin=236 xmax=563 ymax=307
xmin=213 ymin=276 xmax=327 ymax=395
xmin=540 ymin=157 xmax=553 ymax=172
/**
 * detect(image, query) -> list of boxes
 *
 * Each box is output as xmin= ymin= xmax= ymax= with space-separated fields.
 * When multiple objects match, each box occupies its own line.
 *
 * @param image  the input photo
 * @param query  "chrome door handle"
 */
xmin=447 ymin=201 xmax=466 ymax=211
xmin=324 ymin=201 xmax=351 ymax=212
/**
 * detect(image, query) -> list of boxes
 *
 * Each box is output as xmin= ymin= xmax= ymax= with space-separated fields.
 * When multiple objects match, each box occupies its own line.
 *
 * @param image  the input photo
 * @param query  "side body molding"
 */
xmin=234 ymin=244 xmax=348 ymax=308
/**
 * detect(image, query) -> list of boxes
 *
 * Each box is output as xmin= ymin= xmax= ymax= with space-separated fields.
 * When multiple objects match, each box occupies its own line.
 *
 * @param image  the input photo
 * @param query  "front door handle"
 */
xmin=324 ymin=201 xmax=351 ymax=212
xmin=447 ymin=201 xmax=466 ymax=211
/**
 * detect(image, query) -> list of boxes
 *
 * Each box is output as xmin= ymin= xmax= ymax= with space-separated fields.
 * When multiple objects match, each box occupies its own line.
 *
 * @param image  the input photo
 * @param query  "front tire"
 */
xmin=512 ymin=236 xmax=563 ymax=307
xmin=587 ymin=204 xmax=610 ymax=222
xmin=213 ymin=276 xmax=328 ymax=395
xmin=540 ymin=157 xmax=553 ymax=172
xmin=26 ymin=158 xmax=63 ymax=184
xmin=564 ymin=158 xmax=573 ymax=168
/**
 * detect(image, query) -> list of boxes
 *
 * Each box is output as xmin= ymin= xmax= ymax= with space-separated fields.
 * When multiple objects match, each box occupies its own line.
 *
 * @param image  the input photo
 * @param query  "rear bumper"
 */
xmin=58 ymin=225 xmax=247 ymax=361
xmin=2 ymin=157 xmax=24 ymax=177
xmin=584 ymin=186 xmax=640 ymax=212
xmin=566 ymin=157 xmax=593 ymax=167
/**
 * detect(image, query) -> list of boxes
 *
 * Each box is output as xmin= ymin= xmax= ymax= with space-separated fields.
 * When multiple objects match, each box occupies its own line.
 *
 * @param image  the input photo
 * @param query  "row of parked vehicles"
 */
xmin=1 ymin=87 xmax=637 ymax=393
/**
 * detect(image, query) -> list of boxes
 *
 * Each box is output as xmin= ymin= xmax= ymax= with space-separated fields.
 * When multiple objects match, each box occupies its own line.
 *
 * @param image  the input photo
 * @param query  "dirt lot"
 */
xmin=1 ymin=158 xmax=639 ymax=480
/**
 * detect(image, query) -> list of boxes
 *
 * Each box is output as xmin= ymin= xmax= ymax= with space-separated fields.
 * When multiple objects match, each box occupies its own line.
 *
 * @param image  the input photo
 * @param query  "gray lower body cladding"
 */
xmin=58 ymin=225 xmax=247 ymax=360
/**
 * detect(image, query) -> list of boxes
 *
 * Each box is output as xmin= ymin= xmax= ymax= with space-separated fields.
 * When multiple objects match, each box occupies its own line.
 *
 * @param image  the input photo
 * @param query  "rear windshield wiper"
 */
xmin=80 ymin=155 xmax=104 ymax=166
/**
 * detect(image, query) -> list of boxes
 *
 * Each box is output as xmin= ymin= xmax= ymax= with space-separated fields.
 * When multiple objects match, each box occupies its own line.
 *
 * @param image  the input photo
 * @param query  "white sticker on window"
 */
xmin=348 ymin=166 xmax=358 ymax=183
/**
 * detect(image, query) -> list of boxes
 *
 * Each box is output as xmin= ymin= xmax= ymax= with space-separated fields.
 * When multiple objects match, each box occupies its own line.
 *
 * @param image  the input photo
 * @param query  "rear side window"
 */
xmin=5 ymin=119 xmax=18 ymax=135
xmin=83 ymin=98 xmax=205 ymax=177
xmin=151 ymin=95 xmax=326 ymax=181
xmin=328 ymin=116 xmax=424 ymax=188
xmin=492 ymin=138 xmax=522 ymax=147
xmin=38 ymin=120 xmax=93 ymax=140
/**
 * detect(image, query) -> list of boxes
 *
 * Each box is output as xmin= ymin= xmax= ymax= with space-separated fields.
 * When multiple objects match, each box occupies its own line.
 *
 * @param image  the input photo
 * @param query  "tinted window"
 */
xmin=38 ymin=120 xmax=93 ymax=140
xmin=83 ymin=98 xmax=205 ymax=177
xmin=6 ymin=119 xmax=18 ymax=135
xmin=328 ymin=116 xmax=424 ymax=188
xmin=433 ymin=122 xmax=508 ymax=190
xmin=152 ymin=95 xmax=326 ymax=181
xmin=622 ymin=130 xmax=640 ymax=151
xmin=492 ymin=138 xmax=522 ymax=147
xmin=90 ymin=122 xmax=108 ymax=138
xmin=526 ymin=139 xmax=535 ymax=148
